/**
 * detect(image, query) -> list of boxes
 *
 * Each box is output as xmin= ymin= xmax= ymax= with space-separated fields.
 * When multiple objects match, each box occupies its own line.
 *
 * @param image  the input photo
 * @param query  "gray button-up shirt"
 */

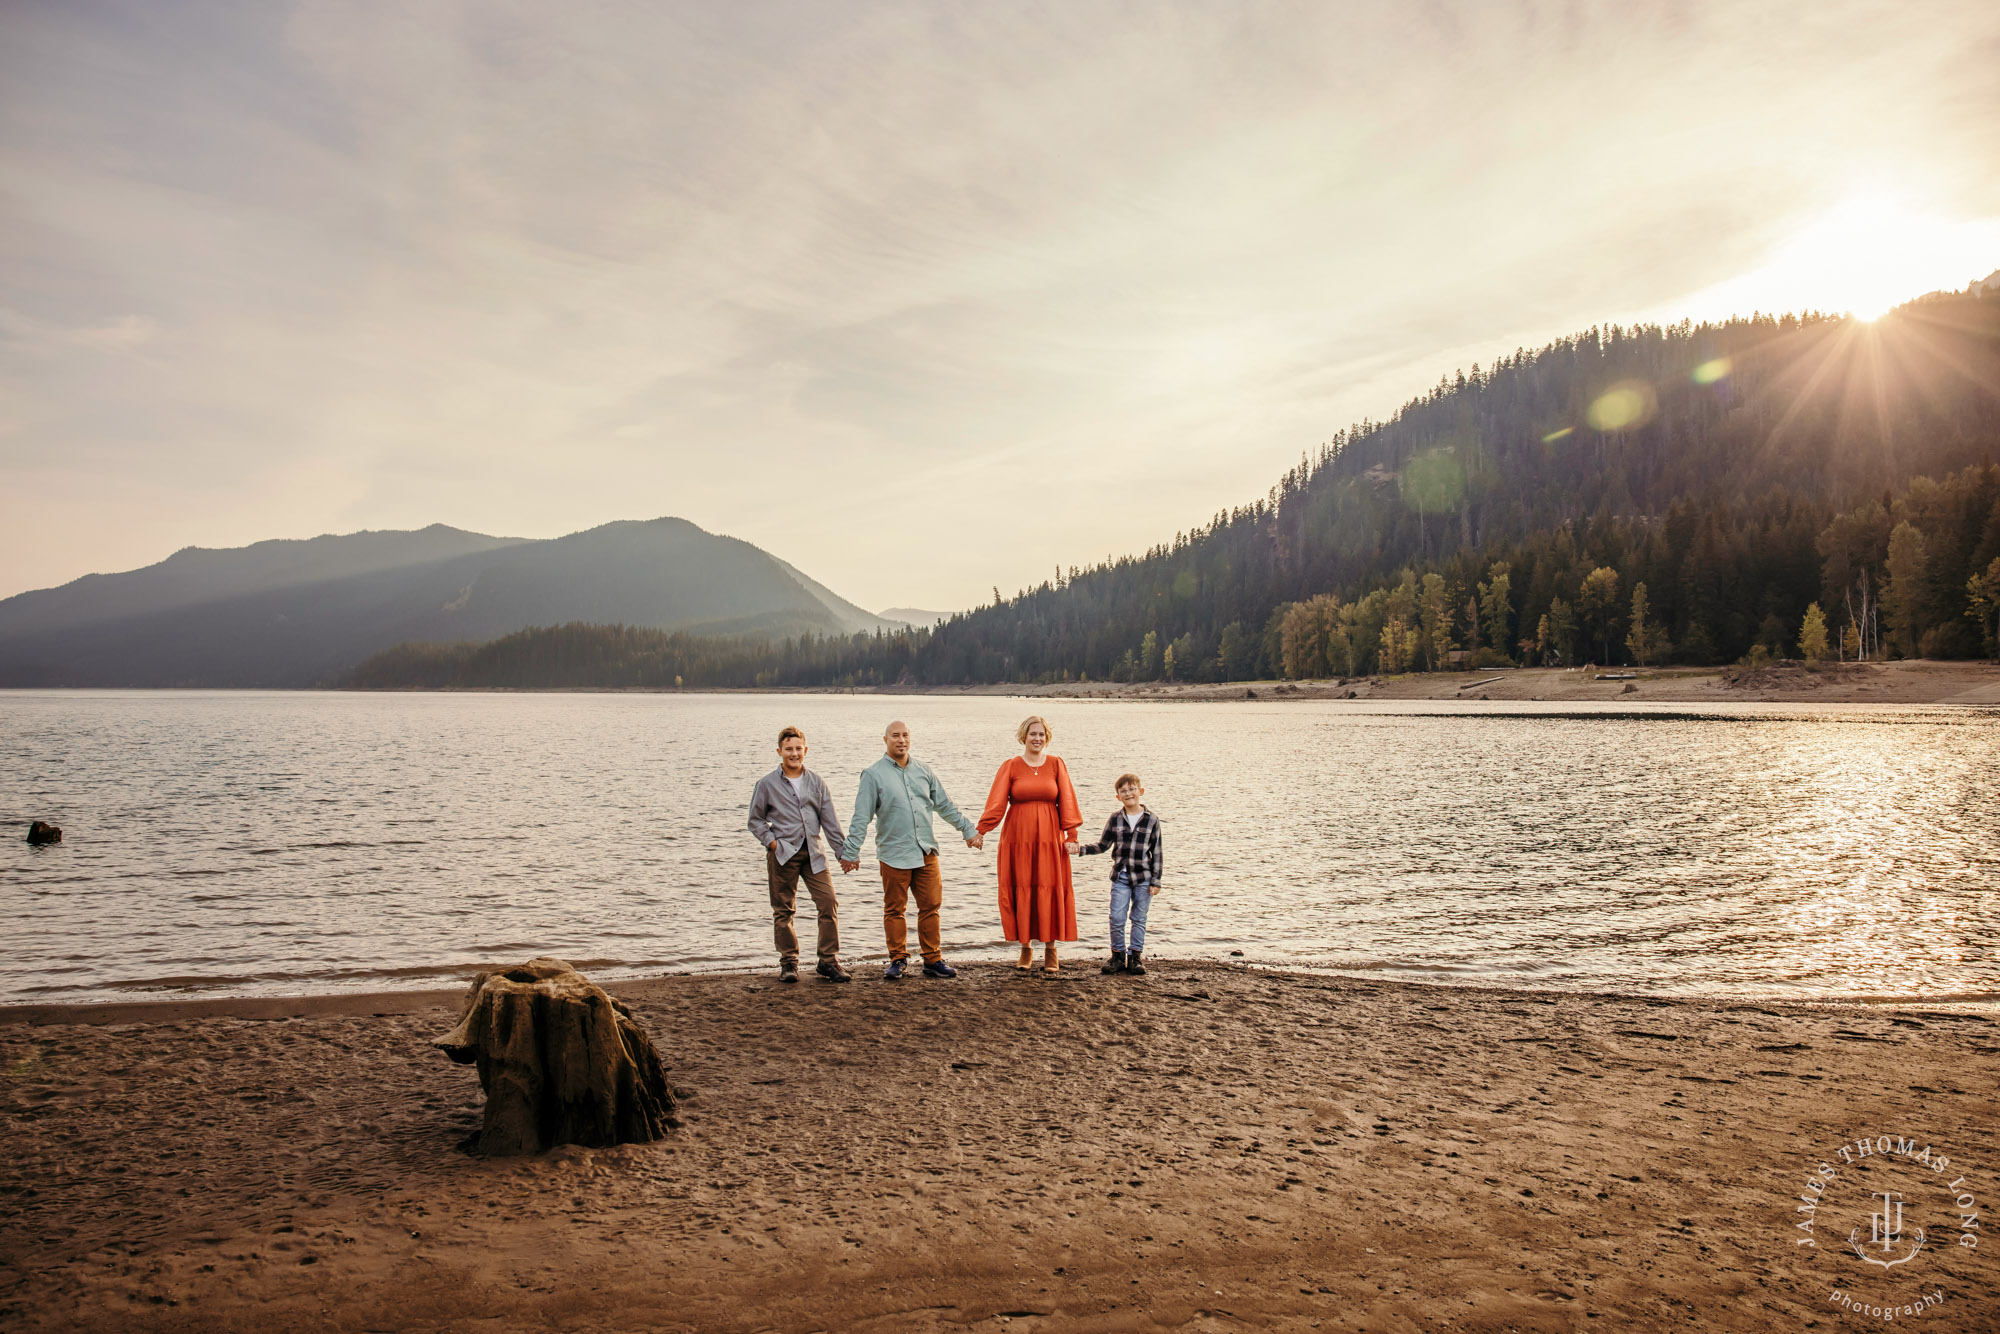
xmin=747 ymin=768 xmax=847 ymax=874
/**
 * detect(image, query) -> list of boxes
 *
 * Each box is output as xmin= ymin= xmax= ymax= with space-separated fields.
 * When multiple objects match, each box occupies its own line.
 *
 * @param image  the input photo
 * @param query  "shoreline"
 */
xmin=759 ymin=657 xmax=2000 ymax=704
xmin=9 ymin=657 xmax=2000 ymax=704
xmin=4 ymin=962 xmax=1996 ymax=1331
xmin=7 ymin=964 xmax=2000 ymax=1027
xmin=944 ymin=657 xmax=2000 ymax=705
xmin=336 ymin=657 xmax=2000 ymax=703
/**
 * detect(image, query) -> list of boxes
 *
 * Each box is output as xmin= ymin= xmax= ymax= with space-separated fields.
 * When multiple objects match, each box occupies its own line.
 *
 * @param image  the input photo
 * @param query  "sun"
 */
xmin=1783 ymin=199 xmax=1961 ymax=320
xmin=1658 ymin=194 xmax=2000 ymax=324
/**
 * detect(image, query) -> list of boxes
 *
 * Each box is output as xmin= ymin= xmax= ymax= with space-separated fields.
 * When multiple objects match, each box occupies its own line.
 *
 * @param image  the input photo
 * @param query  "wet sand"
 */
xmin=3 ymin=964 xmax=1996 ymax=1332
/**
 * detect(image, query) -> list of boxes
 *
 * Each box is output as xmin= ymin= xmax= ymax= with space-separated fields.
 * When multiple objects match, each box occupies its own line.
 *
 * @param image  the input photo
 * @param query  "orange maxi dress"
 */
xmin=977 ymin=755 xmax=1082 ymax=943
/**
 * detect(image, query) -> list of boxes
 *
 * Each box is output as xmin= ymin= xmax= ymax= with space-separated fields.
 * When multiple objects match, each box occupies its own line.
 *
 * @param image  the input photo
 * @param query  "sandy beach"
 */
xmin=3 ymin=964 xmax=1995 ymax=1332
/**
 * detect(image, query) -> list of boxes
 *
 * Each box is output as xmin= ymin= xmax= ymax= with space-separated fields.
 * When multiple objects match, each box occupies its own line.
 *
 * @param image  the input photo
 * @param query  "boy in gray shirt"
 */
xmin=747 ymin=725 xmax=851 ymax=983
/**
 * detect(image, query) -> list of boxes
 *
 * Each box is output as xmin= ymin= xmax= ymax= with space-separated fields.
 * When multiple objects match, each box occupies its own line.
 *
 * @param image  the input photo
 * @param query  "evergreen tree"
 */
xmin=1578 ymin=567 xmax=1622 ymax=665
xmin=1217 ymin=621 xmax=1251 ymax=679
xmin=1546 ymin=597 xmax=1578 ymax=666
xmin=1626 ymin=582 xmax=1653 ymax=666
xmin=1479 ymin=562 xmax=1513 ymax=659
xmin=1969 ymin=558 xmax=2000 ymax=659
xmin=1883 ymin=522 xmax=1930 ymax=658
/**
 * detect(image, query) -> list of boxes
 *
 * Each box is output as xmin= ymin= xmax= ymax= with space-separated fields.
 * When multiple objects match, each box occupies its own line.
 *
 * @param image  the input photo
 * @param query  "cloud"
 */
xmin=3 ymin=0 xmax=1999 ymax=605
xmin=68 ymin=314 xmax=159 ymax=349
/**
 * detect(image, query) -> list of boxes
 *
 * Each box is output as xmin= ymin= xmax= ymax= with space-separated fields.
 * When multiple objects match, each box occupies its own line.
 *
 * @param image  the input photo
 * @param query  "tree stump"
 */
xmin=25 ymin=821 xmax=62 ymax=845
xmin=434 ymin=957 xmax=677 ymax=1156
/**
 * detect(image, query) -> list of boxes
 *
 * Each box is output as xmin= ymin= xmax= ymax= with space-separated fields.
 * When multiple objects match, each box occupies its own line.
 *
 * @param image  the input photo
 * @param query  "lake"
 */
xmin=3 ymin=690 xmax=1997 ymax=1005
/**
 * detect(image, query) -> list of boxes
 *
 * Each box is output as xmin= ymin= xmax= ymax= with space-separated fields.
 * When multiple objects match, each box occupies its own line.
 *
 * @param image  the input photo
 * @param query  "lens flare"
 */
xmin=1542 ymin=427 xmax=1574 ymax=443
xmin=1586 ymin=381 xmax=1657 ymax=432
xmin=1399 ymin=447 xmax=1466 ymax=511
xmin=1692 ymin=357 xmax=1732 ymax=385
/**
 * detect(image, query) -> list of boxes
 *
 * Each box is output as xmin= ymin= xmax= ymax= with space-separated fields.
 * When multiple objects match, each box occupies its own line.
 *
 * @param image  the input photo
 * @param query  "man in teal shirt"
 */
xmin=839 ymin=719 xmax=981 ymax=980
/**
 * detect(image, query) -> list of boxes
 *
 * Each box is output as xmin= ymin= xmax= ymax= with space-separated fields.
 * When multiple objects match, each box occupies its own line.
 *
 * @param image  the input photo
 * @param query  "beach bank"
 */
xmin=850 ymin=659 xmax=2000 ymax=706
xmin=3 ymin=965 xmax=1995 ymax=1332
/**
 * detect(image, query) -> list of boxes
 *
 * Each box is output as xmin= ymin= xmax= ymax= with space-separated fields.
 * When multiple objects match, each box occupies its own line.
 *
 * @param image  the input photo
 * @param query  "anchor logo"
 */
xmin=1848 ymin=1191 xmax=1926 ymax=1269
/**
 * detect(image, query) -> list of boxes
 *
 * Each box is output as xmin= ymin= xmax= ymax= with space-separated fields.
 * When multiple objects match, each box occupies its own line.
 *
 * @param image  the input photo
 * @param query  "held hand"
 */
xmin=967 ymin=832 xmax=984 ymax=851
xmin=840 ymin=859 xmax=860 ymax=874
xmin=1063 ymin=841 xmax=1079 ymax=856
xmin=1150 ymin=884 xmax=1162 ymax=896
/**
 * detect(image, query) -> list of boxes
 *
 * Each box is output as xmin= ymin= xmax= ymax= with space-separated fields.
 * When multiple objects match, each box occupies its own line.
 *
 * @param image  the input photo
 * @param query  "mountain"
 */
xmin=878 ymin=607 xmax=952 ymax=628
xmin=0 ymin=517 xmax=898 ymax=687
xmin=349 ymin=286 xmax=2000 ymax=691
xmin=769 ymin=559 xmax=900 ymax=639
xmin=0 ymin=524 xmax=523 ymax=639
xmin=904 ymin=288 xmax=2000 ymax=682
xmin=901 ymin=290 xmax=2000 ymax=682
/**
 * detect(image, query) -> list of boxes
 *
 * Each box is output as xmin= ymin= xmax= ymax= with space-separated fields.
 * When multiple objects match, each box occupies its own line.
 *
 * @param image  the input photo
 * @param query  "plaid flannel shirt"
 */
xmin=1076 ymin=808 xmax=1161 ymax=886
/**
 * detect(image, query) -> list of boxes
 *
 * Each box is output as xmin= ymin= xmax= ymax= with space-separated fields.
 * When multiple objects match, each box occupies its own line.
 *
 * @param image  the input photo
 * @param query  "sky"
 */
xmin=4 ymin=2 xmax=2000 ymax=612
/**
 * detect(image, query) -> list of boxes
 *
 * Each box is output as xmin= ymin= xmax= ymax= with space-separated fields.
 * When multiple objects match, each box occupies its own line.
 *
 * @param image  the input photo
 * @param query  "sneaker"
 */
xmin=815 ymin=960 xmax=852 ymax=983
xmin=779 ymin=961 xmax=799 ymax=984
xmin=1125 ymin=952 xmax=1147 ymax=976
xmin=882 ymin=959 xmax=906 ymax=981
xmin=922 ymin=960 xmax=957 ymax=979
xmin=1101 ymin=952 xmax=1127 ymax=975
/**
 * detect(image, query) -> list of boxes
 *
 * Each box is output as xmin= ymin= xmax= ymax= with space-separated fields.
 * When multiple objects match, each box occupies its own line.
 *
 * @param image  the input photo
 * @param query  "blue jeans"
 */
xmin=1109 ymin=871 xmax=1152 ymax=953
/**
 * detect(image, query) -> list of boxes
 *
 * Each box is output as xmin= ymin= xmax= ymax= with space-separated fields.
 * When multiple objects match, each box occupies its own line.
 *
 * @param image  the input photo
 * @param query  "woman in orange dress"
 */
xmin=977 ymin=715 xmax=1082 ymax=974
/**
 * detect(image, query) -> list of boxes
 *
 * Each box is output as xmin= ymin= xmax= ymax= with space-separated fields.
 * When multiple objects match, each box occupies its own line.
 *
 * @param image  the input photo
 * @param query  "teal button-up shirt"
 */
xmin=841 ymin=753 xmax=976 ymax=870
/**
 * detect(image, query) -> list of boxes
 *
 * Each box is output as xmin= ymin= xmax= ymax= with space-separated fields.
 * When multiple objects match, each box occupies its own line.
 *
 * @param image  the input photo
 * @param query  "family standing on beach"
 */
xmin=744 ymin=717 xmax=1164 ymax=984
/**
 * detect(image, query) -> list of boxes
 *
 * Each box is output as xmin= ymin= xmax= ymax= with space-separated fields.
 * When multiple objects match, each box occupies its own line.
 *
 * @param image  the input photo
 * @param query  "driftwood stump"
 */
xmin=435 ymin=957 xmax=677 ymax=1156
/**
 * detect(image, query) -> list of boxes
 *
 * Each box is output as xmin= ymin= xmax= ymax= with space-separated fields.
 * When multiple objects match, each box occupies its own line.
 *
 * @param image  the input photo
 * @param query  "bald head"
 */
xmin=884 ymin=720 xmax=911 ymax=763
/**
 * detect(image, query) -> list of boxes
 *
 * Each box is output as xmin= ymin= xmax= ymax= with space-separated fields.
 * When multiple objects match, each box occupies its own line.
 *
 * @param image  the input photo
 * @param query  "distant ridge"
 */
xmin=0 ymin=525 xmax=525 ymax=639
xmin=0 ymin=517 xmax=898 ymax=687
xmin=878 ymin=607 xmax=951 ymax=628
xmin=771 ymin=558 xmax=901 ymax=636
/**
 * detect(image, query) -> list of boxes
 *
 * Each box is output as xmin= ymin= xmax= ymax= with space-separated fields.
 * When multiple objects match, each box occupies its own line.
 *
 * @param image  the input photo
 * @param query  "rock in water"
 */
xmin=435 ymin=957 xmax=677 ymax=1155
xmin=25 ymin=821 xmax=62 ymax=845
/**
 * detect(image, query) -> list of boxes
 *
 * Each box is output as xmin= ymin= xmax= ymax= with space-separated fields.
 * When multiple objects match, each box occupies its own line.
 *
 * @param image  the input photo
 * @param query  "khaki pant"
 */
xmin=768 ymin=846 xmax=839 ymax=964
xmin=879 ymin=854 xmax=944 ymax=964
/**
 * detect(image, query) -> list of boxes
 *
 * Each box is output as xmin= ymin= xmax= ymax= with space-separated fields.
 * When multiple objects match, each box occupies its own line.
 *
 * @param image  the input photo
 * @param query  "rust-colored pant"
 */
xmin=879 ymin=854 xmax=943 ymax=964
xmin=768 ymin=846 xmax=839 ymax=964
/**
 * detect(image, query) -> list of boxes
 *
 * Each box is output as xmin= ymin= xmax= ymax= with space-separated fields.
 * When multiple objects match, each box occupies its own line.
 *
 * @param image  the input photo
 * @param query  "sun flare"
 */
xmin=1660 ymin=195 xmax=2000 ymax=324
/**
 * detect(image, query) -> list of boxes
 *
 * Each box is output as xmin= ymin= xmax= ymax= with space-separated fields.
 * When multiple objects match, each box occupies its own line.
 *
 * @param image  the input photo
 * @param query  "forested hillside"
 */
xmin=349 ymin=288 xmax=2000 ymax=689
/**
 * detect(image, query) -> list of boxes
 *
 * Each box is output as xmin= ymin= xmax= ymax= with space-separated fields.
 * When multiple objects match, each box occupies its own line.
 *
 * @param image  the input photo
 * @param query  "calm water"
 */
xmin=3 ymin=690 xmax=1997 ymax=1005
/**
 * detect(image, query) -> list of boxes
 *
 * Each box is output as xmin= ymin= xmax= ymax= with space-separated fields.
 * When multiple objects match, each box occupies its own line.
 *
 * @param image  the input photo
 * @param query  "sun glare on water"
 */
xmin=1661 ymin=195 xmax=2000 ymax=324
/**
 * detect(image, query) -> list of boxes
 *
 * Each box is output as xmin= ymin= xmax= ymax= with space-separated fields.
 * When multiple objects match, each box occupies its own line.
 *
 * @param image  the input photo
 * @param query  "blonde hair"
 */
xmin=1016 ymin=715 xmax=1052 ymax=745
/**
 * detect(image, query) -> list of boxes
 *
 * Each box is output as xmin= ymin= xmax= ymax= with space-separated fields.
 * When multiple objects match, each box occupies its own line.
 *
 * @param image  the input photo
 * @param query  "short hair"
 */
xmin=1016 ymin=715 xmax=1052 ymax=744
xmin=1114 ymin=773 xmax=1142 ymax=791
xmin=776 ymin=726 xmax=806 ymax=747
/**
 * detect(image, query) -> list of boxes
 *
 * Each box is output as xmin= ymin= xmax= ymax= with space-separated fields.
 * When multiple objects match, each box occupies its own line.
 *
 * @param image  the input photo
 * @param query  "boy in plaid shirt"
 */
xmin=1069 ymin=773 xmax=1163 ymax=976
